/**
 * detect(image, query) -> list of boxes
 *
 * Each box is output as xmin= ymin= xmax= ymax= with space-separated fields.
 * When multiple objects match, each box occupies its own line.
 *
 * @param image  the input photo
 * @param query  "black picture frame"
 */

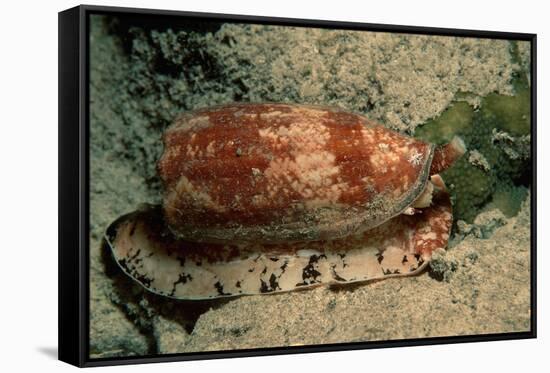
xmin=58 ymin=4 xmax=537 ymax=368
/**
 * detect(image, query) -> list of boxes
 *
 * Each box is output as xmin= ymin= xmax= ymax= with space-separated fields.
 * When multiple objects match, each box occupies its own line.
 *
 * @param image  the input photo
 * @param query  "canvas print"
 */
xmin=89 ymin=12 xmax=532 ymax=358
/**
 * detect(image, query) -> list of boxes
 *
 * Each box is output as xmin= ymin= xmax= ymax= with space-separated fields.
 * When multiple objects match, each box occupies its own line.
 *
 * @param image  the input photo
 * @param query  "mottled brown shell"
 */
xmin=158 ymin=103 xmax=434 ymax=243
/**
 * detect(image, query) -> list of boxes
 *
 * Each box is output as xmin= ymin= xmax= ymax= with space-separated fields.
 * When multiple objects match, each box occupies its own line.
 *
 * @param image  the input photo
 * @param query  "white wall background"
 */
xmin=0 ymin=0 xmax=546 ymax=371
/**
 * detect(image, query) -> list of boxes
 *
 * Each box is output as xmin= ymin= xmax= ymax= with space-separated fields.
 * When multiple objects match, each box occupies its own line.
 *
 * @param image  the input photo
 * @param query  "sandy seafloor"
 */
xmin=88 ymin=15 xmax=532 ymax=357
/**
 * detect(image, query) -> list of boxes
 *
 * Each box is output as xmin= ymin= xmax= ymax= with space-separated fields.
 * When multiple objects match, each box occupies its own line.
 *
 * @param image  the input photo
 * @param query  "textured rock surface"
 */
xmin=90 ymin=240 xmax=151 ymax=357
xmin=89 ymin=16 xmax=155 ymax=358
xmin=89 ymin=15 xmax=532 ymax=357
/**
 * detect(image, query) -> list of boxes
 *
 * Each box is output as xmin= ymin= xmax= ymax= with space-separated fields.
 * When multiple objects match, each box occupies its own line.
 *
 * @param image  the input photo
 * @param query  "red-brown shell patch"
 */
xmin=158 ymin=103 xmax=433 ymax=242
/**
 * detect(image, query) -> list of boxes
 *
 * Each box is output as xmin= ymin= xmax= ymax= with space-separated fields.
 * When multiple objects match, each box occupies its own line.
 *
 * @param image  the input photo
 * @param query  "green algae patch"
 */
xmin=482 ymin=88 xmax=530 ymax=136
xmin=474 ymin=41 xmax=531 ymax=138
xmin=443 ymin=156 xmax=495 ymax=223
xmin=484 ymin=184 xmax=529 ymax=218
xmin=415 ymin=101 xmax=474 ymax=143
xmin=415 ymin=88 xmax=530 ymax=223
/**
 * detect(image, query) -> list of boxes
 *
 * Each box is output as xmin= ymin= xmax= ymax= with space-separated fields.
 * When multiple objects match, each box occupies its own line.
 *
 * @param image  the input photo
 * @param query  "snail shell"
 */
xmin=158 ymin=103 xmax=462 ymax=244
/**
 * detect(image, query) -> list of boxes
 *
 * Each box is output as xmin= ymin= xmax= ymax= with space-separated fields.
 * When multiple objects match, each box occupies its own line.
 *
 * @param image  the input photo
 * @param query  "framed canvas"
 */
xmin=58 ymin=4 xmax=537 ymax=367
